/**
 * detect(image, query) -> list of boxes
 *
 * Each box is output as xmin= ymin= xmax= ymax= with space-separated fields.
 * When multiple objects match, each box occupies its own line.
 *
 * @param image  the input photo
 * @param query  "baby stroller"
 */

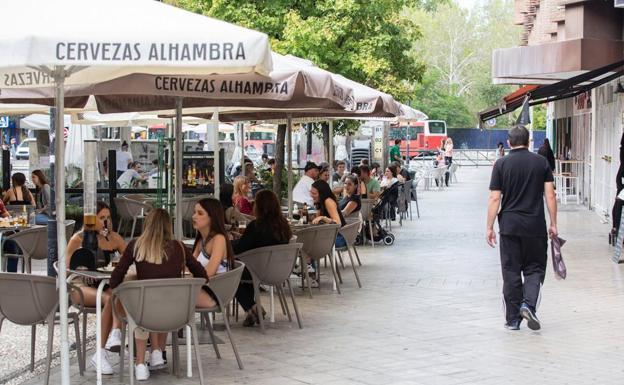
xmin=356 ymin=185 xmax=397 ymax=246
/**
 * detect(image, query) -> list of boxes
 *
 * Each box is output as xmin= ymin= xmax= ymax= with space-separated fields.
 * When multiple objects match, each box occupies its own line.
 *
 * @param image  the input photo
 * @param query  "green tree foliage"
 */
xmin=410 ymin=69 xmax=474 ymax=127
xmin=172 ymin=0 xmax=425 ymax=103
xmin=531 ymin=104 xmax=547 ymax=130
xmin=406 ymin=0 xmax=520 ymax=127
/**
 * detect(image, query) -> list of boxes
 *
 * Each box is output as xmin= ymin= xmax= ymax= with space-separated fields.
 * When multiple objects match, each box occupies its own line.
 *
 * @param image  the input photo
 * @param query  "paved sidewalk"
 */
xmin=14 ymin=167 xmax=624 ymax=385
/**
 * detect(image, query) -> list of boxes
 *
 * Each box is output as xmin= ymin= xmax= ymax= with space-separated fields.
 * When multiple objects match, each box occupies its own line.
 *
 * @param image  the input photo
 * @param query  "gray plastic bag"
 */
xmin=550 ymin=236 xmax=567 ymax=280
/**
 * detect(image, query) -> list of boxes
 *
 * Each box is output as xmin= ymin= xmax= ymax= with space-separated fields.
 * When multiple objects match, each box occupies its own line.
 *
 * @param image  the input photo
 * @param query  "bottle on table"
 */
xmin=301 ymin=203 xmax=308 ymax=224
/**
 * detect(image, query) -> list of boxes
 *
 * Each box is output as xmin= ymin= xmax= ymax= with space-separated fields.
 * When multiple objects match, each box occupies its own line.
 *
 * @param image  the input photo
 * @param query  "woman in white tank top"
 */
xmin=191 ymin=198 xmax=234 ymax=278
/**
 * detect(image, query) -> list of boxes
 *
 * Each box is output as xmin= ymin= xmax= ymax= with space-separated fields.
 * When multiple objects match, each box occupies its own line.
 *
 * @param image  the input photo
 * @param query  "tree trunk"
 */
xmin=273 ymin=123 xmax=286 ymax=198
xmin=321 ymin=122 xmax=330 ymax=164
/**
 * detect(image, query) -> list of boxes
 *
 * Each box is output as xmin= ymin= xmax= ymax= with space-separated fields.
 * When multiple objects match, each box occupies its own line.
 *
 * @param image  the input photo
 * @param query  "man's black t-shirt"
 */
xmin=489 ymin=148 xmax=554 ymax=237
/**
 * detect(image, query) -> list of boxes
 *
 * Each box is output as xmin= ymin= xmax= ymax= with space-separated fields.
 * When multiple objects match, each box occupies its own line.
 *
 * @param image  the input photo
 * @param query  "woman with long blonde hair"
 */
xmin=232 ymin=175 xmax=253 ymax=215
xmin=444 ymin=137 xmax=454 ymax=166
xmin=109 ymin=208 xmax=214 ymax=381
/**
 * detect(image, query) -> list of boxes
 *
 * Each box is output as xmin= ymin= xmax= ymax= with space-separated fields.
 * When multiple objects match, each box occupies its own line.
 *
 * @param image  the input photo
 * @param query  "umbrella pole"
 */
xmin=329 ymin=119 xmax=337 ymax=292
xmin=287 ymin=115 xmax=293 ymax=219
xmin=213 ymin=109 xmax=220 ymax=197
xmin=240 ymin=122 xmax=245 ymax=174
xmin=168 ymin=119 xmax=174 ymax=212
xmin=52 ymin=67 xmax=70 ymax=385
xmin=174 ymin=97 xmax=183 ymax=239
xmin=328 ymin=119 xmax=334 ymax=185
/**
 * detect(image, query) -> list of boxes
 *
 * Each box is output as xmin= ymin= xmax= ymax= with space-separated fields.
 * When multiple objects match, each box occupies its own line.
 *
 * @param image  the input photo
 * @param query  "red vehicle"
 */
xmin=388 ymin=120 xmax=447 ymax=158
xmin=245 ymin=124 xmax=276 ymax=158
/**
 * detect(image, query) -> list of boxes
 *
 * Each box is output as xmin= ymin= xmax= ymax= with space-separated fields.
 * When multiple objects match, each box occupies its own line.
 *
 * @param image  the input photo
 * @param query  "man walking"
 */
xmin=486 ymin=125 xmax=557 ymax=331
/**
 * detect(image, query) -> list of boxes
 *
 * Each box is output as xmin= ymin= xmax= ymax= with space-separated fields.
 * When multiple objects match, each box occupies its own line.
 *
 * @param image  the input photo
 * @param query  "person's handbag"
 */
xmin=550 ymin=236 xmax=567 ymax=280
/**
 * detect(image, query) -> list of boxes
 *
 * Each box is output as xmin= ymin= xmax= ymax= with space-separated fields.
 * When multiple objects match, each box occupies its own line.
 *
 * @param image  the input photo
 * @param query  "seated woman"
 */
xmin=3 ymin=172 xmax=35 ymax=206
xmin=232 ymin=189 xmax=292 ymax=326
xmin=32 ymin=170 xmax=52 ymax=225
xmin=109 ymin=208 xmax=214 ymax=381
xmin=339 ymin=175 xmax=362 ymax=218
xmin=219 ymin=183 xmax=251 ymax=226
xmin=311 ymin=180 xmax=346 ymax=247
xmin=318 ymin=164 xmax=330 ymax=183
xmin=191 ymin=197 xmax=234 ymax=277
xmin=380 ymin=165 xmax=399 ymax=189
xmin=232 ymin=175 xmax=253 ymax=215
xmin=350 ymin=167 xmax=367 ymax=197
xmin=65 ymin=201 xmax=126 ymax=375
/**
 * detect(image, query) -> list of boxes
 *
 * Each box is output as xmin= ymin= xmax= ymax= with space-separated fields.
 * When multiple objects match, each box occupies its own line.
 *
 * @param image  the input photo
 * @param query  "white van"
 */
xmin=15 ymin=138 xmax=35 ymax=160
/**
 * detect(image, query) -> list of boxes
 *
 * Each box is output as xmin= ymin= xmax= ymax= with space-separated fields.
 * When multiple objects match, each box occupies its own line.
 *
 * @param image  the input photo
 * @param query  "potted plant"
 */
xmin=65 ymin=204 xmax=83 ymax=231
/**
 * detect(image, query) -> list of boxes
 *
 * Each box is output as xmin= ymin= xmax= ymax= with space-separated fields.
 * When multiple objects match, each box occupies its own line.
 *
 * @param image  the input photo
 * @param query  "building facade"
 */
xmin=492 ymin=0 xmax=624 ymax=220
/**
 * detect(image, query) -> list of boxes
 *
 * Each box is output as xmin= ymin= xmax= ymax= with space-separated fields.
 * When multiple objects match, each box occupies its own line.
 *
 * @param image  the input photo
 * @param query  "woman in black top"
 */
xmin=339 ymin=175 xmax=361 ymax=218
xmin=537 ymin=138 xmax=556 ymax=171
xmin=233 ymin=189 xmax=292 ymax=326
xmin=3 ymin=172 xmax=35 ymax=206
xmin=311 ymin=180 xmax=346 ymax=248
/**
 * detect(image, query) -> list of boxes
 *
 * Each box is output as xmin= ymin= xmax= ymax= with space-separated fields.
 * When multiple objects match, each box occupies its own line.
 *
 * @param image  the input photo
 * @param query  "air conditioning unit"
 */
xmin=616 ymin=0 xmax=624 ymax=8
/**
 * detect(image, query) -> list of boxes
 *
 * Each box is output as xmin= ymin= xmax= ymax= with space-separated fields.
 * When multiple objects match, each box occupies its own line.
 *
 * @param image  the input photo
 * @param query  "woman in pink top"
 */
xmin=232 ymin=176 xmax=253 ymax=215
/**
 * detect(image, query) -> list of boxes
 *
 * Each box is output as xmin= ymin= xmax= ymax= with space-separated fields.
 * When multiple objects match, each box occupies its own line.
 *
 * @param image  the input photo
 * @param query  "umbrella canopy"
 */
xmin=65 ymin=124 xmax=95 ymax=169
xmin=0 ymin=103 xmax=51 ymax=115
xmin=20 ymin=114 xmax=71 ymax=130
xmin=397 ymin=103 xmax=428 ymax=121
xmin=1 ymin=53 xmax=354 ymax=113
xmin=0 ymin=0 xmax=273 ymax=91
xmin=70 ymin=111 xmax=208 ymax=127
xmin=170 ymin=72 xmax=401 ymax=122
xmin=0 ymin=3 xmax=274 ymax=384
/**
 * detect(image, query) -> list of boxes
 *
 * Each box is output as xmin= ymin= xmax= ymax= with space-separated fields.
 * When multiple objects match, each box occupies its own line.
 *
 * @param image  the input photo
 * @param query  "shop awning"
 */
xmin=479 ymin=59 xmax=624 ymax=125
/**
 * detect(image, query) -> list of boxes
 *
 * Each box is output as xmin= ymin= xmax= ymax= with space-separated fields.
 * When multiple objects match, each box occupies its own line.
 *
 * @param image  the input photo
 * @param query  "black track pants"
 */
xmin=499 ymin=235 xmax=547 ymax=323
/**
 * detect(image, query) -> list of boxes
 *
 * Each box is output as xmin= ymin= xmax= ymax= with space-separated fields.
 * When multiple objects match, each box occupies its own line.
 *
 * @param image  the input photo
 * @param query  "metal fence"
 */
xmin=408 ymin=149 xmax=499 ymax=168
xmin=452 ymin=149 xmax=498 ymax=167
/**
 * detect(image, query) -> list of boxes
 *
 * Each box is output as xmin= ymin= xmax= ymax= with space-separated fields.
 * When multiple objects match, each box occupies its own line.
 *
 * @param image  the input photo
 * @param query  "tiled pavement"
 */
xmin=15 ymin=167 xmax=624 ymax=385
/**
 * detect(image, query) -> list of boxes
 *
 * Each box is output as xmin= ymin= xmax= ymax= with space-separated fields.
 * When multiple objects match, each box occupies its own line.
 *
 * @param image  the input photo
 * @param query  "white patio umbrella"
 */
xmin=20 ymin=114 xmax=71 ymax=130
xmin=0 ymin=103 xmax=51 ymax=115
xmin=0 ymin=1 xmax=273 ymax=383
xmin=70 ymin=111 xmax=209 ymax=127
xmin=65 ymin=124 xmax=96 ymax=186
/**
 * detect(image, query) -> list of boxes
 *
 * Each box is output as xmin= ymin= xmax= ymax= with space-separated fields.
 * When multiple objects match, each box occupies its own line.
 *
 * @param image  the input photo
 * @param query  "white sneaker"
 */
xmin=310 ymin=279 xmax=320 ymax=288
xmin=135 ymin=363 xmax=150 ymax=381
xmin=149 ymin=349 xmax=166 ymax=370
xmin=90 ymin=350 xmax=114 ymax=375
xmin=307 ymin=264 xmax=316 ymax=274
xmin=104 ymin=328 xmax=122 ymax=352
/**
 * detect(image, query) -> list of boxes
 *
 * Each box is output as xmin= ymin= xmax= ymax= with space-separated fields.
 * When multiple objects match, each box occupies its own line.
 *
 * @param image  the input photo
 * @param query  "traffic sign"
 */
xmin=0 ymin=116 xmax=9 ymax=128
xmin=486 ymin=118 xmax=496 ymax=127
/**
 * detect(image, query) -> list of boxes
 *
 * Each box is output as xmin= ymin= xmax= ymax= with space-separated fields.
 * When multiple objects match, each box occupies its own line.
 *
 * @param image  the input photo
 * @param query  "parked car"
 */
xmin=15 ymin=138 xmax=35 ymax=160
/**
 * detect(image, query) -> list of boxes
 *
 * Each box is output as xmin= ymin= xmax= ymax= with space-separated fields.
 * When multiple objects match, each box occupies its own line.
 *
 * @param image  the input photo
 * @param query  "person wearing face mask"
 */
xmin=65 ymin=201 xmax=127 ymax=375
